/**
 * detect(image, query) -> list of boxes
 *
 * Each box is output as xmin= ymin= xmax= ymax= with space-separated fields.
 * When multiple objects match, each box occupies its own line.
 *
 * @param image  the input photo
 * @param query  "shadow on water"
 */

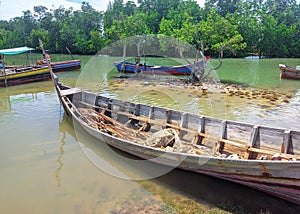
xmin=59 ymin=112 xmax=299 ymax=214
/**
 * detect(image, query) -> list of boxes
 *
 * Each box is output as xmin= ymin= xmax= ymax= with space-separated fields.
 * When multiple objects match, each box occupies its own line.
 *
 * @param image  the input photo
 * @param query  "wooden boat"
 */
xmin=51 ymin=71 xmax=300 ymax=205
xmin=37 ymin=42 xmax=81 ymax=72
xmin=279 ymin=64 xmax=300 ymax=80
xmin=37 ymin=57 xmax=81 ymax=72
xmin=0 ymin=47 xmax=51 ymax=87
xmin=0 ymin=65 xmax=51 ymax=87
xmin=113 ymin=59 xmax=206 ymax=75
xmin=49 ymin=60 xmax=81 ymax=72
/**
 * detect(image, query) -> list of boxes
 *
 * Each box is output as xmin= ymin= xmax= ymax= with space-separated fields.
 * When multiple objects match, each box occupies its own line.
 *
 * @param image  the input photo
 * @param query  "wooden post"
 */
xmin=180 ymin=113 xmax=187 ymax=129
xmin=106 ymin=99 xmax=112 ymax=117
xmin=283 ymin=130 xmax=291 ymax=154
xmin=199 ymin=116 xmax=205 ymax=134
xmin=122 ymin=44 xmax=127 ymax=73
xmin=0 ymin=54 xmax=7 ymax=86
xmin=193 ymin=116 xmax=205 ymax=145
xmin=135 ymin=104 xmax=140 ymax=116
xmin=244 ymin=125 xmax=260 ymax=159
xmin=148 ymin=106 xmax=154 ymax=119
xmin=249 ymin=125 xmax=259 ymax=147
xmin=221 ymin=120 xmax=227 ymax=139
xmin=216 ymin=120 xmax=227 ymax=153
xmin=178 ymin=113 xmax=187 ymax=138
xmin=166 ymin=110 xmax=171 ymax=124
xmin=65 ymin=47 xmax=74 ymax=60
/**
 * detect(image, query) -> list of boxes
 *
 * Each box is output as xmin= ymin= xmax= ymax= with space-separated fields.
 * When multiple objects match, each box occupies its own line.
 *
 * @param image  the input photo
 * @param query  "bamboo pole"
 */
xmin=65 ymin=47 xmax=74 ymax=60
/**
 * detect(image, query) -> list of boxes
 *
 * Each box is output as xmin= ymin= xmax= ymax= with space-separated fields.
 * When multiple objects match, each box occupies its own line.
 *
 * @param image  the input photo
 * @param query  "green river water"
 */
xmin=0 ymin=56 xmax=299 ymax=213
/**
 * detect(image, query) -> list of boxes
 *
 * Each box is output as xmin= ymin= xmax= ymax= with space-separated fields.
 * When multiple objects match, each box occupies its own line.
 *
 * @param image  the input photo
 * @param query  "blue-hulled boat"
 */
xmin=113 ymin=59 xmax=207 ymax=75
xmin=49 ymin=60 xmax=81 ymax=72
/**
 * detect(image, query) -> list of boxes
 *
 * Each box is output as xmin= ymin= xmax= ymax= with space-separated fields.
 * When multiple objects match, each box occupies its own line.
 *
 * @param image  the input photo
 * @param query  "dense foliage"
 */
xmin=0 ymin=0 xmax=299 ymax=57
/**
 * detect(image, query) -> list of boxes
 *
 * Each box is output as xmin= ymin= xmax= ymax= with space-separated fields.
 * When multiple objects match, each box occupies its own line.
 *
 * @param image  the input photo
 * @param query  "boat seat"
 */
xmin=60 ymin=88 xmax=81 ymax=96
xmin=3 ymin=69 xmax=16 ymax=74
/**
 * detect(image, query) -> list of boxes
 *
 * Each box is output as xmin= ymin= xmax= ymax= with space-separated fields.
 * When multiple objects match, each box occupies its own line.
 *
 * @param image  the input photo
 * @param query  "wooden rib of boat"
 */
xmin=51 ymin=71 xmax=300 ymax=205
xmin=279 ymin=64 xmax=300 ymax=80
xmin=0 ymin=47 xmax=51 ymax=87
xmin=113 ymin=59 xmax=206 ymax=75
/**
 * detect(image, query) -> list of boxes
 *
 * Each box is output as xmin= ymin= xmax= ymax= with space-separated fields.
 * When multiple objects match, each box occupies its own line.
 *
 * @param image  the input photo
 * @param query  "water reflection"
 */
xmin=0 ymin=94 xmax=11 ymax=112
xmin=56 ymin=113 xmax=69 ymax=187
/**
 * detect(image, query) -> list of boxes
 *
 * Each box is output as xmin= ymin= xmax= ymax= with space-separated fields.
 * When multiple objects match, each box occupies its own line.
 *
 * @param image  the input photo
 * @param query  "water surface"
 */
xmin=0 ymin=57 xmax=299 ymax=213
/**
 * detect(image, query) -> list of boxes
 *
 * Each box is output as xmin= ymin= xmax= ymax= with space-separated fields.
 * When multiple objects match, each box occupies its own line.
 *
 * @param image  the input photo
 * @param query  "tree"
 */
xmin=205 ymin=0 xmax=242 ymax=17
xmin=198 ymin=10 xmax=246 ymax=56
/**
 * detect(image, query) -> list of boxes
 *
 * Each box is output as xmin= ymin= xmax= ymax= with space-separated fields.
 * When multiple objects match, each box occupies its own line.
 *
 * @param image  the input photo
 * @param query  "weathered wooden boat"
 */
xmin=0 ymin=47 xmax=51 ymax=87
xmin=279 ymin=64 xmax=300 ymax=80
xmin=51 ymin=71 xmax=300 ymax=205
xmin=49 ymin=59 xmax=81 ymax=72
xmin=113 ymin=59 xmax=206 ymax=75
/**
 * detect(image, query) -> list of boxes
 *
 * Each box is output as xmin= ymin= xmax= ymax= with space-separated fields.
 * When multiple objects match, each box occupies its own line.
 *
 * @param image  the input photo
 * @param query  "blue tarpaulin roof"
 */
xmin=0 ymin=46 xmax=34 ymax=55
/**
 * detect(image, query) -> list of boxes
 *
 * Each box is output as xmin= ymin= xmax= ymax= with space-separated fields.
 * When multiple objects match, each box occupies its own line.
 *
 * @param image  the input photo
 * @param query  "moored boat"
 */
xmin=37 ymin=41 xmax=81 ymax=72
xmin=50 ymin=71 xmax=300 ymax=205
xmin=50 ymin=59 xmax=81 ymax=72
xmin=114 ymin=59 xmax=207 ymax=75
xmin=0 ymin=47 xmax=51 ymax=87
xmin=279 ymin=64 xmax=300 ymax=80
xmin=37 ymin=56 xmax=81 ymax=72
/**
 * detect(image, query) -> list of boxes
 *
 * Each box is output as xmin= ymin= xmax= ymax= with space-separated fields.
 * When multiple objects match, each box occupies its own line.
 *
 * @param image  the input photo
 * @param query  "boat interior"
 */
xmin=59 ymin=86 xmax=300 ymax=162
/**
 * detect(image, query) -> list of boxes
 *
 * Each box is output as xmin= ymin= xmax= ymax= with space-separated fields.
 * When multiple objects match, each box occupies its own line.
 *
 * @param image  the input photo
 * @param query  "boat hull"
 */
xmin=0 ymin=66 xmax=51 ymax=87
xmin=279 ymin=64 xmax=300 ymax=80
xmin=114 ymin=60 xmax=205 ymax=75
xmin=50 ymin=60 xmax=81 ymax=72
xmin=81 ymin=121 xmax=300 ymax=205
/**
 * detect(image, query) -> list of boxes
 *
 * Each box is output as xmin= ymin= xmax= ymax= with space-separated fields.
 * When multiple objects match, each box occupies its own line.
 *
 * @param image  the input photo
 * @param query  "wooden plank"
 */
xmin=60 ymin=88 xmax=81 ymax=96
xmin=219 ymin=138 xmax=248 ymax=149
xmin=247 ymin=147 xmax=300 ymax=160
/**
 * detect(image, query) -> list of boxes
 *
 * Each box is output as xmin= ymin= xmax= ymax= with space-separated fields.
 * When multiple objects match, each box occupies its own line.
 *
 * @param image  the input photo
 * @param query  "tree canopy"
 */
xmin=0 ymin=0 xmax=299 ymax=57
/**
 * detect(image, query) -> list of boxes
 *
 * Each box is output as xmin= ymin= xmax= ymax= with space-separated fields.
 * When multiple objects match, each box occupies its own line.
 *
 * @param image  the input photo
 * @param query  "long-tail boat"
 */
xmin=36 ymin=44 xmax=81 ymax=72
xmin=49 ymin=60 xmax=81 ymax=72
xmin=114 ymin=58 xmax=208 ymax=75
xmin=279 ymin=64 xmax=300 ymax=80
xmin=50 ymin=71 xmax=300 ymax=205
xmin=0 ymin=47 xmax=51 ymax=87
